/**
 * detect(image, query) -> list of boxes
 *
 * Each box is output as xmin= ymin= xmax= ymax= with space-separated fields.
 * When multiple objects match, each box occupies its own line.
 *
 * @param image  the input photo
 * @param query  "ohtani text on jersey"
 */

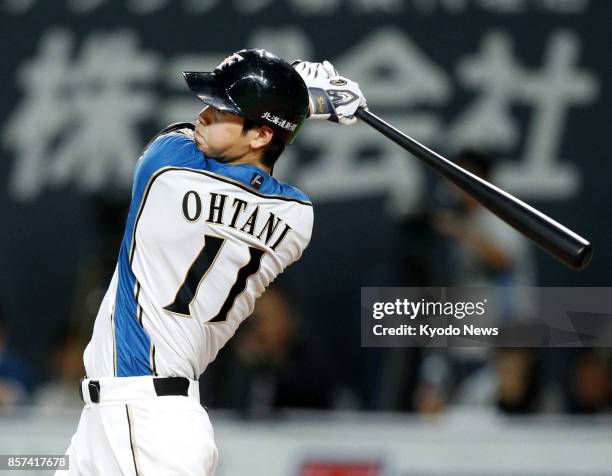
xmin=181 ymin=191 xmax=292 ymax=251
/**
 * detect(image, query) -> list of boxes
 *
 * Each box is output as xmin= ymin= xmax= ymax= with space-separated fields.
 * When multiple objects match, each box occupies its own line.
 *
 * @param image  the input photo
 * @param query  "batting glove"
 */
xmin=292 ymin=60 xmax=367 ymax=125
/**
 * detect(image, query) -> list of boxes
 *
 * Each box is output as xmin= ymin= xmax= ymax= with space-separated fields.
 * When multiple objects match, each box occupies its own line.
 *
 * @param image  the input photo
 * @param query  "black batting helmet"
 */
xmin=182 ymin=49 xmax=309 ymax=144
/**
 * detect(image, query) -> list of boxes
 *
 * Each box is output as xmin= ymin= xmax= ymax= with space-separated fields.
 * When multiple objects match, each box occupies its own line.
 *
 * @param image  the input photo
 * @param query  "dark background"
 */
xmin=0 ymin=0 xmax=610 ymax=412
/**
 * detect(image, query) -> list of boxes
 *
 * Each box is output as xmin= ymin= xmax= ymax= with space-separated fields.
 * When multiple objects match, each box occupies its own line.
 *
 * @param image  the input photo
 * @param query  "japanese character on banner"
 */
xmin=449 ymin=30 xmax=597 ymax=198
xmin=3 ymin=28 xmax=160 ymax=200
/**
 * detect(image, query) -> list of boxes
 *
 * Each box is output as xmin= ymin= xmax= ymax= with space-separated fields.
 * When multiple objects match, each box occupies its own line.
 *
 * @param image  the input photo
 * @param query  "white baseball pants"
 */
xmin=56 ymin=376 xmax=218 ymax=476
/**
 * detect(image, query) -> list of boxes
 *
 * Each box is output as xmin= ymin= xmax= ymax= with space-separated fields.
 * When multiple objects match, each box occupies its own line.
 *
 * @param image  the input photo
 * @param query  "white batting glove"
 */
xmin=292 ymin=60 xmax=367 ymax=125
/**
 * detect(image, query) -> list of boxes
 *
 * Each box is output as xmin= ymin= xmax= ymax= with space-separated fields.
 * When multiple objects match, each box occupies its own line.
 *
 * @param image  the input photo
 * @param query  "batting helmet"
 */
xmin=182 ymin=49 xmax=309 ymax=144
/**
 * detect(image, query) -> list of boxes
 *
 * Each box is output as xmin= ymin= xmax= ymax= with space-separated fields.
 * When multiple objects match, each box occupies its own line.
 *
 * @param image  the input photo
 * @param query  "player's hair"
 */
xmin=242 ymin=118 xmax=286 ymax=169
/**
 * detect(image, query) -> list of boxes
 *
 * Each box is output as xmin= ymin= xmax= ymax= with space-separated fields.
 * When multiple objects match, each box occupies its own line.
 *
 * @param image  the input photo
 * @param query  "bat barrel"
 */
xmin=355 ymin=108 xmax=592 ymax=271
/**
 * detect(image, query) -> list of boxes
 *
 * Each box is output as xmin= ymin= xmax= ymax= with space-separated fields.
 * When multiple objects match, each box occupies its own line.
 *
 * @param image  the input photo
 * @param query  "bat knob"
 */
xmin=572 ymin=242 xmax=593 ymax=270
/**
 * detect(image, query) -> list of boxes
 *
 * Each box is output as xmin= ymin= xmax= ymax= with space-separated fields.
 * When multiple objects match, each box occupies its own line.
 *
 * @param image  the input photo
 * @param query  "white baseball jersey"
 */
xmin=83 ymin=124 xmax=313 ymax=380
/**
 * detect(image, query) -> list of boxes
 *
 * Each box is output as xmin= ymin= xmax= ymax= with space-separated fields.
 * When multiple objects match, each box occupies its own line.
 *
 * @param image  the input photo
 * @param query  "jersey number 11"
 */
xmin=163 ymin=234 xmax=265 ymax=322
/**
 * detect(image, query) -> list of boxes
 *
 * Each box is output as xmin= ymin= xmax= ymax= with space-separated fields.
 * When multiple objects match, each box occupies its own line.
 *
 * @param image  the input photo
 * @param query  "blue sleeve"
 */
xmin=132 ymin=133 xmax=205 ymax=199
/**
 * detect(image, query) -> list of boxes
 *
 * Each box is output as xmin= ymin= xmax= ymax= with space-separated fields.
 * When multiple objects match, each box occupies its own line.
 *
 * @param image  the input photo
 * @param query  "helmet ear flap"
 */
xmin=183 ymin=49 xmax=309 ymax=144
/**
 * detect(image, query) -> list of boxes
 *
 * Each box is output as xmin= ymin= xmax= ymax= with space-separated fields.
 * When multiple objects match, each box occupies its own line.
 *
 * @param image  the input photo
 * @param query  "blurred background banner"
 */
xmin=1 ymin=0 xmax=612 ymax=451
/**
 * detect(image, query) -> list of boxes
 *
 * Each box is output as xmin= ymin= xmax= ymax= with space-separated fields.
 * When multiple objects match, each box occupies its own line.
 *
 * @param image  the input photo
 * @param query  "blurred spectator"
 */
xmin=0 ymin=307 xmax=32 ymax=409
xmin=568 ymin=349 xmax=612 ymax=414
xmin=33 ymin=327 xmax=85 ymax=413
xmin=201 ymin=283 xmax=334 ymax=417
xmin=495 ymin=348 xmax=541 ymax=414
xmin=431 ymin=149 xmax=535 ymax=289
xmin=412 ymin=352 xmax=448 ymax=415
xmin=413 ymin=150 xmax=539 ymax=415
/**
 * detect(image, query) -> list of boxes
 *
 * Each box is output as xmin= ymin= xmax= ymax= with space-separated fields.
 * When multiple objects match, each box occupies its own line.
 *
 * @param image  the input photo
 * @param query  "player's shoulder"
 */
xmin=145 ymin=122 xmax=196 ymax=153
xmin=269 ymin=179 xmax=311 ymax=204
xmin=132 ymin=123 xmax=203 ymax=192
xmin=139 ymin=123 xmax=202 ymax=168
xmin=204 ymin=160 xmax=312 ymax=206
xmin=138 ymin=125 xmax=312 ymax=205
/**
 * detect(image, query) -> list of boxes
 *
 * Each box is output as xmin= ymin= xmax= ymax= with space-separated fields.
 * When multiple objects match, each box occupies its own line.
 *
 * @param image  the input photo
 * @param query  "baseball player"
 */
xmin=57 ymin=49 xmax=366 ymax=475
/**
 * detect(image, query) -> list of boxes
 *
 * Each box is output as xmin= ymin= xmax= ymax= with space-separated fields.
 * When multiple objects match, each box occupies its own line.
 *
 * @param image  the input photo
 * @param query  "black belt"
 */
xmin=79 ymin=376 xmax=191 ymax=404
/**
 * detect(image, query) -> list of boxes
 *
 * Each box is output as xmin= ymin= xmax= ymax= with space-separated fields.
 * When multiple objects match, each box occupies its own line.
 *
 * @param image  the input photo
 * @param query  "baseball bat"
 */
xmin=355 ymin=108 xmax=592 ymax=270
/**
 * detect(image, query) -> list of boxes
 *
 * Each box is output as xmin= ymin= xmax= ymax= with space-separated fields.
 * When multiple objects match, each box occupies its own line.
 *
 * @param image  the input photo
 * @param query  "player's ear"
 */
xmin=249 ymin=125 xmax=274 ymax=151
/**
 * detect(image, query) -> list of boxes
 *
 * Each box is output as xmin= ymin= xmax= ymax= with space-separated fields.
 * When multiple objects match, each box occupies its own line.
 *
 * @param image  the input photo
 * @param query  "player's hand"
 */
xmin=292 ymin=60 xmax=367 ymax=125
